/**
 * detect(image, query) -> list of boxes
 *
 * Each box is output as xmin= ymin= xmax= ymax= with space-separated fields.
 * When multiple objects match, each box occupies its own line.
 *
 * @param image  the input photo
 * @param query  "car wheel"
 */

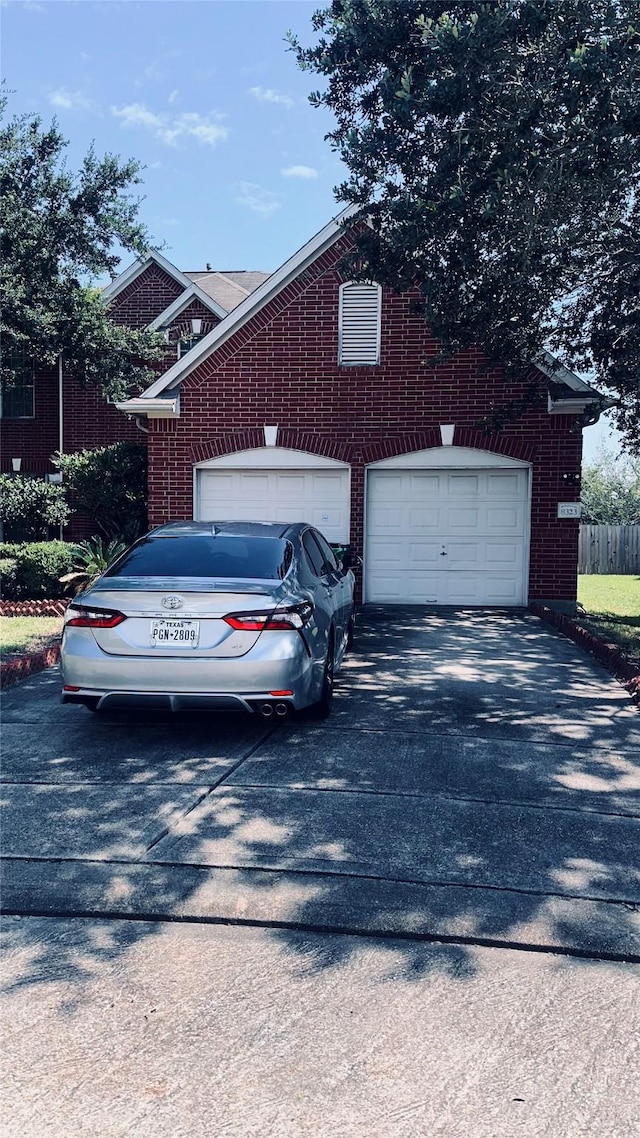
xmin=309 ymin=633 xmax=334 ymax=719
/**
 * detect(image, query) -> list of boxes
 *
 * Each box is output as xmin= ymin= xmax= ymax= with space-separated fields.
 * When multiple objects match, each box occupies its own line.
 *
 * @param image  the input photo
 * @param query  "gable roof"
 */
xmin=116 ymin=206 xmax=603 ymax=419
xmin=102 ymin=249 xmax=228 ymax=322
xmin=117 ymin=206 xmax=357 ymax=414
xmin=185 ymin=270 xmax=271 ymax=312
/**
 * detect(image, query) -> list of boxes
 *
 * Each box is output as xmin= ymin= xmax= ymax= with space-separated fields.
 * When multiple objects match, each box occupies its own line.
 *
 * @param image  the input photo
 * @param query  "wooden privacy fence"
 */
xmin=579 ymin=525 xmax=640 ymax=574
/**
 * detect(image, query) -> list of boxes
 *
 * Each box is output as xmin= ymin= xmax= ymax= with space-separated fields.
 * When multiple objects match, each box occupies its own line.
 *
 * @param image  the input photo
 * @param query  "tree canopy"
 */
xmin=581 ymin=446 xmax=640 ymax=523
xmin=0 ymin=96 xmax=164 ymax=399
xmin=290 ymin=0 xmax=640 ymax=452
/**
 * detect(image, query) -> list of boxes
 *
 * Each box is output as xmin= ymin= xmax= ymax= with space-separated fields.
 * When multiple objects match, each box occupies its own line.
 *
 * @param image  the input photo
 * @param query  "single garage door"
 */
xmin=366 ymin=467 xmax=529 ymax=605
xmin=196 ymin=464 xmax=350 ymax=544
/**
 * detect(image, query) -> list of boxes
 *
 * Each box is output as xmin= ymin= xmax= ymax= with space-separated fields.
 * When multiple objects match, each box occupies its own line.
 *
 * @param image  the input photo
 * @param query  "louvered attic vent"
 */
xmin=338 ymin=282 xmax=382 ymax=365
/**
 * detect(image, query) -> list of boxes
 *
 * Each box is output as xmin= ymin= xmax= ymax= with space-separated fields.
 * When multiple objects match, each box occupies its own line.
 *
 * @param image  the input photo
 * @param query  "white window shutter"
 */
xmin=338 ymin=282 xmax=381 ymax=365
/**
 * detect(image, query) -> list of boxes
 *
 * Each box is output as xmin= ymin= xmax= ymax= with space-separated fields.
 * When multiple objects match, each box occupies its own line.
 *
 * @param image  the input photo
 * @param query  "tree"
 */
xmin=581 ymin=446 xmax=640 ymax=523
xmin=0 ymin=474 xmax=70 ymax=540
xmin=290 ymin=1 xmax=640 ymax=451
xmin=0 ymin=96 xmax=165 ymax=400
xmin=54 ymin=443 xmax=148 ymax=543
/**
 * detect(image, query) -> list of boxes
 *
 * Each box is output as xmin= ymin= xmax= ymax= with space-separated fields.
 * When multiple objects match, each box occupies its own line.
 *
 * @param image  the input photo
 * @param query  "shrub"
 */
xmin=54 ymin=442 xmax=147 ymax=543
xmin=0 ymin=557 xmax=19 ymax=598
xmin=0 ymin=474 xmax=70 ymax=540
xmin=60 ymin=536 xmax=128 ymax=595
xmin=0 ymin=541 xmax=75 ymax=599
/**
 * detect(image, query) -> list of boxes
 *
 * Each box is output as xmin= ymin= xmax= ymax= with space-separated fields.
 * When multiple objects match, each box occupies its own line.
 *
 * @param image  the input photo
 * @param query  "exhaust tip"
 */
xmin=259 ymin=702 xmax=274 ymax=717
xmin=274 ymin=702 xmax=289 ymax=718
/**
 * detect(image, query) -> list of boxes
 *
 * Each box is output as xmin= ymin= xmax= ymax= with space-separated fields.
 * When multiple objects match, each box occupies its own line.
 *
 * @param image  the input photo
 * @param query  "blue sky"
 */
xmin=2 ymin=0 xmax=343 ymax=272
xmin=1 ymin=0 xmax=623 ymax=459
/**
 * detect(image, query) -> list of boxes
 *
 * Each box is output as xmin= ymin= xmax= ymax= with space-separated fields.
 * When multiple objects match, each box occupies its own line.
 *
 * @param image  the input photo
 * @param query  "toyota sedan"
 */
xmin=60 ymin=520 xmax=358 ymax=718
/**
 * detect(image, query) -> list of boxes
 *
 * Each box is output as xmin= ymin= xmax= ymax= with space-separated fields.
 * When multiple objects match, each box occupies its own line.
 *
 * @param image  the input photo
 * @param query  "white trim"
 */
xmin=115 ymin=395 xmax=180 ymax=419
xmin=263 ymin=425 xmax=278 ymax=447
xmin=102 ymin=249 xmax=199 ymax=304
xmin=535 ymin=350 xmax=598 ymax=395
xmin=439 ymin=424 xmax=455 ymax=446
xmin=138 ymin=205 xmax=359 ymax=401
xmin=149 ymin=284 xmax=227 ymax=328
xmin=194 ymin=447 xmax=350 ymax=470
xmin=367 ymin=446 xmax=531 ymax=470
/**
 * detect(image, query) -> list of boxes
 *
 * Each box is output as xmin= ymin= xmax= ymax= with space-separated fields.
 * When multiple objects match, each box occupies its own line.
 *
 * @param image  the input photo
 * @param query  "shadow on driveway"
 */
xmin=2 ymin=608 xmax=639 ymax=1001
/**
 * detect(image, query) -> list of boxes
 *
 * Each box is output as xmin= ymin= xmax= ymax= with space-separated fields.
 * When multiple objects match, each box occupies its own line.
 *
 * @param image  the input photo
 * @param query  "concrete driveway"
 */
xmin=2 ymin=607 xmax=639 ymax=1137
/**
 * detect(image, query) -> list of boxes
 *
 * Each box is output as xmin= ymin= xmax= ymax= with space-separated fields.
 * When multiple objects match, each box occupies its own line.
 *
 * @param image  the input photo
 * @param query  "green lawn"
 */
xmin=0 ymin=616 xmax=63 ymax=661
xmin=576 ymin=575 xmax=640 ymax=663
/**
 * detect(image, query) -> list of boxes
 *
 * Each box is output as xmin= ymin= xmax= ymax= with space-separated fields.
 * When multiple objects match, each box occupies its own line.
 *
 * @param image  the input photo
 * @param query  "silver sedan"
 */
xmin=60 ymin=520 xmax=358 ymax=719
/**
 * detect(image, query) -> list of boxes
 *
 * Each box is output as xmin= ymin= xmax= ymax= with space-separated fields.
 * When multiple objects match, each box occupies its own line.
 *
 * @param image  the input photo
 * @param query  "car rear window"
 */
xmin=104 ymin=535 xmax=293 ymax=580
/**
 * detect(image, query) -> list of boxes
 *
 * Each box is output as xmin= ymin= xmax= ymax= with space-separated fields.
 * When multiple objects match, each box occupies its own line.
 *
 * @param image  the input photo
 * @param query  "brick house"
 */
xmin=0 ymin=249 xmax=269 ymax=534
xmin=115 ymin=209 xmax=602 ymax=610
xmin=2 ymin=208 xmax=603 ymax=607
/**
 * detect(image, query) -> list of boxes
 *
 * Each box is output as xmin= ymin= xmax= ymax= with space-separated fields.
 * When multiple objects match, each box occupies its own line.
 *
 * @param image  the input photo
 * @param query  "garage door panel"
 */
xmin=198 ymin=467 xmax=350 ymax=544
xmin=366 ymin=466 xmax=529 ymax=605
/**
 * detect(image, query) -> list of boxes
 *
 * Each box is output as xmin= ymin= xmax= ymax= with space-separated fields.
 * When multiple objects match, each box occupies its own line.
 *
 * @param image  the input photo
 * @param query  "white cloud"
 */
xmin=111 ymin=103 xmax=228 ymax=148
xmin=281 ymin=165 xmax=318 ymax=180
xmin=47 ymin=88 xmax=93 ymax=112
xmin=248 ymin=86 xmax=295 ymax=110
xmin=234 ymin=181 xmax=281 ymax=217
xmin=168 ymin=89 xmax=180 ymax=105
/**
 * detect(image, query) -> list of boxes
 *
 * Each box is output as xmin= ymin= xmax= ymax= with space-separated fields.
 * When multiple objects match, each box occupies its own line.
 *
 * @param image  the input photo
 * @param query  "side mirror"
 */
xmin=342 ymin=550 xmax=363 ymax=571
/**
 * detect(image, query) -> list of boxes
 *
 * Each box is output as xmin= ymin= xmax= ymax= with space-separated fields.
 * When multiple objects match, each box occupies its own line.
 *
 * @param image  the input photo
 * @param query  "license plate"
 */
xmin=150 ymin=619 xmax=200 ymax=647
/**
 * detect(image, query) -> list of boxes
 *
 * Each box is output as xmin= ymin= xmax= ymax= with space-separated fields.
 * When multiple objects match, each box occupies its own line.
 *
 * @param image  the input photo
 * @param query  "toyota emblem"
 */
xmin=161 ymin=595 xmax=183 ymax=610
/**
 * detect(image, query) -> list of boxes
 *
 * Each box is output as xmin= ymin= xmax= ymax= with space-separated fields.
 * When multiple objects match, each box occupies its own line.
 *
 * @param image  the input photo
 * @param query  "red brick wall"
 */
xmin=146 ymin=239 xmax=584 ymax=604
xmin=108 ymin=263 xmax=184 ymax=328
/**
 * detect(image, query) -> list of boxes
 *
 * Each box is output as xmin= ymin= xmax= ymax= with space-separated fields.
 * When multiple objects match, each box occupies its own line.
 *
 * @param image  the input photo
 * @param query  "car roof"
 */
xmin=147 ymin=520 xmax=307 ymax=540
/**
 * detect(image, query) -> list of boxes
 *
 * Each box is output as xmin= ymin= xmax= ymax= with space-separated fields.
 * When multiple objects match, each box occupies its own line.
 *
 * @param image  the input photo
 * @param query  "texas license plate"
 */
xmin=150 ymin=619 xmax=200 ymax=647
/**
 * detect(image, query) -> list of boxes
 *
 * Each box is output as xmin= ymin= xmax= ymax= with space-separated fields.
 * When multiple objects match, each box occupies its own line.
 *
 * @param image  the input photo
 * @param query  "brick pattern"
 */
xmin=147 ymin=236 xmax=584 ymax=604
xmin=0 ymin=599 xmax=69 ymax=616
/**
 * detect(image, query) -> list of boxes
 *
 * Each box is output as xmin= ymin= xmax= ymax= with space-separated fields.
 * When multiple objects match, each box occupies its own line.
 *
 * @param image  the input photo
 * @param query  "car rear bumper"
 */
xmin=60 ymin=626 xmax=320 ymax=711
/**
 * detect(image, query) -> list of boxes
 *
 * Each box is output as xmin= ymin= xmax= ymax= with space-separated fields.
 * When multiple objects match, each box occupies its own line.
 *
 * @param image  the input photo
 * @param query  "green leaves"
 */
xmin=0 ymin=96 xmax=164 ymax=399
xmin=0 ymin=475 xmax=70 ymax=541
xmin=53 ymin=443 xmax=147 ymax=544
xmin=291 ymin=0 xmax=640 ymax=452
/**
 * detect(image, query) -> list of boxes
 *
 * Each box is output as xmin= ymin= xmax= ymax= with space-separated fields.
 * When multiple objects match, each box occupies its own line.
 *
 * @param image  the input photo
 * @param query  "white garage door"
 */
xmin=366 ymin=468 xmax=529 ymax=605
xmin=197 ymin=467 xmax=350 ymax=544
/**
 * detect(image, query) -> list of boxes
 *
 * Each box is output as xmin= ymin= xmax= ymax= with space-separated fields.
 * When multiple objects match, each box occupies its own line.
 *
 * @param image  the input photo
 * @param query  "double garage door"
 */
xmin=196 ymin=460 xmax=529 ymax=605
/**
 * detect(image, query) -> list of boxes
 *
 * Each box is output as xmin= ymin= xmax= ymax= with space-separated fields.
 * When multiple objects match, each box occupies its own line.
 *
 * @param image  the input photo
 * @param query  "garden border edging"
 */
xmin=530 ymin=601 xmax=640 ymax=707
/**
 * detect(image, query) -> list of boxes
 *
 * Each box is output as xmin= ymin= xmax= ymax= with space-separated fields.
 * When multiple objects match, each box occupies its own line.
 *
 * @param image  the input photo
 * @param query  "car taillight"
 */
xmin=223 ymin=602 xmax=313 ymax=631
xmin=66 ymin=605 xmax=126 ymax=628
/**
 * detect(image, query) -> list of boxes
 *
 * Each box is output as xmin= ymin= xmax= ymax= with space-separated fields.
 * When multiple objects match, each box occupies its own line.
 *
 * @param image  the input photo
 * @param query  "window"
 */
xmin=312 ymin=530 xmax=338 ymax=573
xmin=105 ymin=534 xmax=293 ymax=580
xmin=338 ymin=282 xmax=382 ymax=365
xmin=302 ymin=530 xmax=326 ymax=577
xmin=177 ymin=332 xmax=205 ymax=358
xmin=0 ymin=348 xmax=35 ymax=418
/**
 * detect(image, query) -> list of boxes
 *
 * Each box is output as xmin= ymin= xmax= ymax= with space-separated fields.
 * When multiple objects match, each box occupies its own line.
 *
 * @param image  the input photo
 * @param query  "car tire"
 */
xmin=309 ymin=633 xmax=334 ymax=719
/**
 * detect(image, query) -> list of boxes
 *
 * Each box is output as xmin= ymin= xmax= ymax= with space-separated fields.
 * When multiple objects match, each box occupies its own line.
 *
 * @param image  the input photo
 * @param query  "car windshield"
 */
xmin=104 ymin=535 xmax=293 ymax=580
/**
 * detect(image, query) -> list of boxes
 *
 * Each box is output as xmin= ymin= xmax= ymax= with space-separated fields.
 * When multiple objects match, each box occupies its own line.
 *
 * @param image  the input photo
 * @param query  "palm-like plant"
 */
xmin=59 ymin=536 xmax=128 ymax=595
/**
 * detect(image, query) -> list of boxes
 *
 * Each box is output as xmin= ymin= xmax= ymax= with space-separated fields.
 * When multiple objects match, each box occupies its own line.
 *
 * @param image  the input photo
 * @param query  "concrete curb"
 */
xmin=530 ymin=602 xmax=640 ymax=706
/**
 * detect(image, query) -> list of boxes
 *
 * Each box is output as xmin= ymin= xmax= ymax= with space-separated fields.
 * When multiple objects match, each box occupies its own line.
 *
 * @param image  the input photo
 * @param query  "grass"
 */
xmin=0 ymin=616 xmax=64 ymax=661
xmin=576 ymin=575 xmax=640 ymax=664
